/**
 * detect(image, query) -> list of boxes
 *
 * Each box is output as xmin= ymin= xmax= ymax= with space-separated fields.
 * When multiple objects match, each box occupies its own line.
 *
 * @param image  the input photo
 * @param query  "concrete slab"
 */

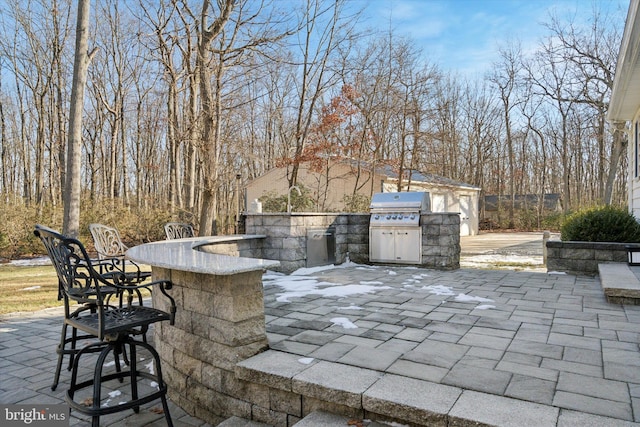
xmin=234 ymin=350 xmax=314 ymax=391
xmin=293 ymin=410 xmax=393 ymax=427
xmin=363 ymin=374 xmax=462 ymax=427
xmin=218 ymin=416 xmax=273 ymax=426
xmin=557 ymin=410 xmax=640 ymax=427
xmin=449 ymin=390 xmax=559 ymax=427
xmin=599 ymin=263 xmax=640 ymax=303
xmin=291 ymin=361 xmax=382 ymax=408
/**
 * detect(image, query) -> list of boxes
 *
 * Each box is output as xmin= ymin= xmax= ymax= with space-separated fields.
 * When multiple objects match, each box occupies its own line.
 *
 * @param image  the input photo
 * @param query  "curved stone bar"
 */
xmin=127 ymin=235 xmax=274 ymax=274
xmin=126 ymin=237 xmax=280 ymax=424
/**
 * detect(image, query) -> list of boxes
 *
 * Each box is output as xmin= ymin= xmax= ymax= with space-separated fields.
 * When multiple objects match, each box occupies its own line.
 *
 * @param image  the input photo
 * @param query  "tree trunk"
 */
xmin=63 ymin=0 xmax=92 ymax=238
xmin=604 ymin=122 xmax=627 ymax=205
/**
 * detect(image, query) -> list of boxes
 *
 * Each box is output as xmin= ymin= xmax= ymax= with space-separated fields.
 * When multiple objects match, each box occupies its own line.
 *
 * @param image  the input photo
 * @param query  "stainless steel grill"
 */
xmin=369 ymin=192 xmax=430 ymax=264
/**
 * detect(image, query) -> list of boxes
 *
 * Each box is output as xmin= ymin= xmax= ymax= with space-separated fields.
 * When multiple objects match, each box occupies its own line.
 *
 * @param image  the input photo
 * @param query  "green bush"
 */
xmin=560 ymin=205 xmax=640 ymax=242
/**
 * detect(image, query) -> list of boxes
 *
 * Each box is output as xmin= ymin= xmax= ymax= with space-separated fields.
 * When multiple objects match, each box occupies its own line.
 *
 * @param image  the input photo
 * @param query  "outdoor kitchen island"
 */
xmin=126 ymin=236 xmax=280 ymax=424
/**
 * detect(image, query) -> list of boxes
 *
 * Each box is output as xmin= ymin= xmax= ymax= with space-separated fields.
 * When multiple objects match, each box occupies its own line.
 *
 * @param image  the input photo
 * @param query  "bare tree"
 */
xmin=63 ymin=0 xmax=94 ymax=237
xmin=543 ymin=6 xmax=622 ymax=204
xmin=488 ymin=42 xmax=524 ymax=227
xmin=287 ymin=0 xmax=360 ymax=188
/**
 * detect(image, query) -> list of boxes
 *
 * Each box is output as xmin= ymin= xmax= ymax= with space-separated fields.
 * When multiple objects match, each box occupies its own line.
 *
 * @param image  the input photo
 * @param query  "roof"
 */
xmin=379 ymin=165 xmax=481 ymax=191
xmin=245 ymin=159 xmax=481 ymax=192
xmin=608 ymin=0 xmax=640 ymax=122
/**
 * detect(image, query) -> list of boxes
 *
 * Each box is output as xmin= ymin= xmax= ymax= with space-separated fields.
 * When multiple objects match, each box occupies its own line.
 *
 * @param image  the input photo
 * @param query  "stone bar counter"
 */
xmin=126 ymin=236 xmax=280 ymax=424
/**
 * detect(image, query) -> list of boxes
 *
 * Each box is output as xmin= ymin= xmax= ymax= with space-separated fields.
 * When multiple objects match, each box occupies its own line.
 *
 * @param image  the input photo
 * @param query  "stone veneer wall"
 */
xmin=152 ymin=266 xmax=271 ymax=425
xmin=545 ymin=240 xmax=632 ymax=275
xmin=244 ymin=212 xmax=460 ymax=273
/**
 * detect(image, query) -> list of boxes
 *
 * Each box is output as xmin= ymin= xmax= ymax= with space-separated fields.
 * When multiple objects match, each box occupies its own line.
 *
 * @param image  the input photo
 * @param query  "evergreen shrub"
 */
xmin=560 ymin=205 xmax=640 ymax=242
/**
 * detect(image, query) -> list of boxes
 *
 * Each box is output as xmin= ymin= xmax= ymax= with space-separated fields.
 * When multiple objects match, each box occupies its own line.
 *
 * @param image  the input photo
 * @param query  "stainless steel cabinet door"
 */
xmin=369 ymin=228 xmax=396 ymax=262
xmin=394 ymin=228 xmax=421 ymax=263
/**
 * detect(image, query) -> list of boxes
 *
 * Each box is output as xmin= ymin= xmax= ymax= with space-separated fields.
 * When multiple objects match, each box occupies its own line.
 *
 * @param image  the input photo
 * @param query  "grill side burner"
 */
xmin=368 ymin=192 xmax=430 ymax=264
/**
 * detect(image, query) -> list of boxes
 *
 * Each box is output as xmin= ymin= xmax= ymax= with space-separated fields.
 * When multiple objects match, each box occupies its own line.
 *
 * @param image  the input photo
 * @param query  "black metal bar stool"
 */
xmin=48 ymin=227 xmax=152 ymax=391
xmin=35 ymin=225 xmax=176 ymax=426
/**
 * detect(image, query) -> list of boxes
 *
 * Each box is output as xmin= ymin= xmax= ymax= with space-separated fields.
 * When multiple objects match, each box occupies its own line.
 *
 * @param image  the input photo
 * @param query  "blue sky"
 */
xmin=354 ymin=0 xmax=629 ymax=78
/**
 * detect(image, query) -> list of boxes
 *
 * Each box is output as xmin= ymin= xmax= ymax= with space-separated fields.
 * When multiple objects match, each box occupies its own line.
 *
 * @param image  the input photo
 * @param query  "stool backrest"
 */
xmin=89 ymin=223 xmax=128 ymax=259
xmin=34 ymin=224 xmax=109 ymax=305
xmin=164 ymin=222 xmax=195 ymax=239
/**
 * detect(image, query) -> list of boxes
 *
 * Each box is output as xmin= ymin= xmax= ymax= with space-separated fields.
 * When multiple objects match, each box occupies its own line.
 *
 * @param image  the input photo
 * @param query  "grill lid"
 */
xmin=370 ymin=192 xmax=430 ymax=212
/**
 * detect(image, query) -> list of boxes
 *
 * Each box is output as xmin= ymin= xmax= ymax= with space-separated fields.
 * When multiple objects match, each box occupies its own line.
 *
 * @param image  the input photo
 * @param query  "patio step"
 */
xmin=598 ymin=263 xmax=640 ymax=305
xmin=293 ymin=410 xmax=397 ymax=426
xmin=217 ymin=416 xmax=273 ymax=426
xmin=219 ymin=411 xmax=402 ymax=426
xmin=234 ymin=350 xmax=563 ymax=427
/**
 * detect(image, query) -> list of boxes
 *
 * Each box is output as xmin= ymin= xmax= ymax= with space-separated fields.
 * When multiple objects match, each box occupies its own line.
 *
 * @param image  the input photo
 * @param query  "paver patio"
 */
xmin=1 ymin=264 xmax=639 ymax=426
xmin=259 ymin=265 xmax=640 ymax=425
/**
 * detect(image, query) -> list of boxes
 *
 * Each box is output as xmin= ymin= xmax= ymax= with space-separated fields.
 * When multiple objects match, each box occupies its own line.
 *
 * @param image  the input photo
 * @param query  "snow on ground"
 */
xmin=460 ymin=254 xmax=544 ymax=271
xmin=6 ymin=257 xmax=51 ymax=266
xmin=330 ymin=317 xmax=358 ymax=329
xmin=454 ymin=293 xmax=494 ymax=303
xmin=265 ymin=262 xmax=497 ymax=311
xmin=422 ymin=285 xmax=456 ymax=296
xmin=263 ymin=260 xmax=394 ymax=303
xmin=269 ymin=278 xmax=392 ymax=303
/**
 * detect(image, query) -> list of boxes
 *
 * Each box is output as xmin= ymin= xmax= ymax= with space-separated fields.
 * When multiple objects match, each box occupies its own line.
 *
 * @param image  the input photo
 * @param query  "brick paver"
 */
xmin=263 ymin=266 xmax=640 ymax=423
xmin=1 ymin=265 xmax=639 ymax=425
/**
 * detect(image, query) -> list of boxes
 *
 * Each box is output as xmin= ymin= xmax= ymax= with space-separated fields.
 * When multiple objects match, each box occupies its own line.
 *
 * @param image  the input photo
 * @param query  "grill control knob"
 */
xmin=386 ymin=215 xmax=391 ymax=219
xmin=374 ymin=214 xmax=379 ymax=220
xmin=392 ymin=215 xmax=397 ymax=219
xmin=410 ymin=214 xmax=415 ymax=220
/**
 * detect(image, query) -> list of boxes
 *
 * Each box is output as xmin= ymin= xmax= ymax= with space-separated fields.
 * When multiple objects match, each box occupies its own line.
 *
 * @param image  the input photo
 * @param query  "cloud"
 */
xmin=355 ymin=0 xmax=626 ymax=77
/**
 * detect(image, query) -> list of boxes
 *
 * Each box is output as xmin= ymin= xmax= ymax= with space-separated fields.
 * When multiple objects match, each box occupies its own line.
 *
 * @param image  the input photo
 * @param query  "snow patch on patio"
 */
xmin=264 ymin=263 xmax=392 ymax=302
xmin=330 ymin=317 xmax=358 ymax=329
xmin=454 ymin=293 xmax=494 ymax=303
xmin=265 ymin=264 xmax=496 ymax=310
xmin=422 ymin=285 xmax=456 ymax=296
xmin=339 ymin=304 xmax=363 ymax=310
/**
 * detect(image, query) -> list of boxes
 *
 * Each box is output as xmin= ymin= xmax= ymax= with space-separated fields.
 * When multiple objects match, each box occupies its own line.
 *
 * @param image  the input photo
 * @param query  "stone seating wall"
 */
xmin=545 ymin=240 xmax=631 ymax=275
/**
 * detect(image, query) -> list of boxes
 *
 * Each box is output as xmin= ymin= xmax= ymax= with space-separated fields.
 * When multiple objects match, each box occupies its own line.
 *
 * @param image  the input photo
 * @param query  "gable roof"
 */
xmin=378 ymin=165 xmax=481 ymax=191
xmin=608 ymin=0 xmax=640 ymax=122
xmin=246 ymin=159 xmax=481 ymax=192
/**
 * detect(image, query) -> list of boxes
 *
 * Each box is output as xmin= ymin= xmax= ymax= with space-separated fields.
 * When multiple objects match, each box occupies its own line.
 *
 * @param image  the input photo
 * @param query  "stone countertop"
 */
xmin=126 ymin=235 xmax=280 ymax=275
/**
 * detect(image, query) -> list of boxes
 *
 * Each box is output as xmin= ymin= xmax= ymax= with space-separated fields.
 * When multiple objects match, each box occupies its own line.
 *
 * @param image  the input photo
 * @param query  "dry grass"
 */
xmin=0 ymin=265 xmax=63 ymax=315
xmin=0 ymin=264 xmax=152 ymax=316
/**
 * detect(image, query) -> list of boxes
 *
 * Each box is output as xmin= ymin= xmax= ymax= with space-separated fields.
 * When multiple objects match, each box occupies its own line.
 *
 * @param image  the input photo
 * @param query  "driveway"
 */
xmin=460 ymin=231 xmax=560 ymax=271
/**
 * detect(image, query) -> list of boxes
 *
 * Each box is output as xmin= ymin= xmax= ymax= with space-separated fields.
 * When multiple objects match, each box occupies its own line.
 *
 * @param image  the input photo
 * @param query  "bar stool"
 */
xmin=164 ymin=222 xmax=195 ymax=239
xmin=47 ymin=225 xmax=152 ymax=391
xmin=35 ymin=225 xmax=176 ymax=426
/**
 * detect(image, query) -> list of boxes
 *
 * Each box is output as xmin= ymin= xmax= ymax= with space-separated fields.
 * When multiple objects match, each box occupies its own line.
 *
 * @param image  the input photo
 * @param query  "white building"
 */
xmin=245 ymin=161 xmax=481 ymax=236
xmin=608 ymin=0 xmax=640 ymax=217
